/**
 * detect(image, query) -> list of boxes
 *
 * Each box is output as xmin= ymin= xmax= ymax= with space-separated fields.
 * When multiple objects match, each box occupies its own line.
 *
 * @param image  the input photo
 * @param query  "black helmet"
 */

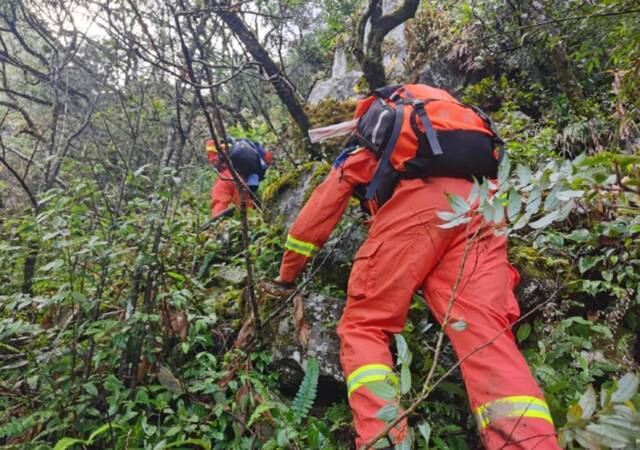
xmin=229 ymin=139 xmax=261 ymax=177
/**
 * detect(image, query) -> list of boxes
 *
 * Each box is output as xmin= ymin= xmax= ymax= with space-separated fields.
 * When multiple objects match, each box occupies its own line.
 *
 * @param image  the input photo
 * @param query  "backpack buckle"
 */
xmin=412 ymin=99 xmax=425 ymax=109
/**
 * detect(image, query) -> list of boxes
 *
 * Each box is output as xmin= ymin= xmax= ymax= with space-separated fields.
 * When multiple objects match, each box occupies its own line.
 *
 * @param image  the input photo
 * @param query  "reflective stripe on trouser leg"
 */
xmin=475 ymin=395 xmax=554 ymax=430
xmin=346 ymin=363 xmax=398 ymax=397
xmin=284 ymin=234 xmax=319 ymax=258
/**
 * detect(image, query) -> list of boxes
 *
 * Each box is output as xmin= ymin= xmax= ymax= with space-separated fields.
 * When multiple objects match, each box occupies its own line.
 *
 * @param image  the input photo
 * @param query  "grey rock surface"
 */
xmin=269 ymin=293 xmax=346 ymax=394
xmin=417 ymin=59 xmax=469 ymax=94
xmin=266 ymin=164 xmax=318 ymax=229
xmin=307 ymin=69 xmax=363 ymax=104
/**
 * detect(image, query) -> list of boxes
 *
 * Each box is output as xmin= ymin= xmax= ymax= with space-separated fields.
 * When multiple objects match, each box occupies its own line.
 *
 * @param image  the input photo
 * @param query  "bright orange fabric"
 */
xmin=353 ymin=84 xmax=494 ymax=173
xmin=278 ymin=149 xmax=378 ymax=283
xmin=210 ymin=169 xmax=252 ymax=219
xmin=279 ymin=150 xmax=560 ymax=449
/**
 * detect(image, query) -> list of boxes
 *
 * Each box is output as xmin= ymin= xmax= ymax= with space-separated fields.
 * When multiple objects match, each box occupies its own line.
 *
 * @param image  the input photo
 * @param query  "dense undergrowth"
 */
xmin=1 ymin=0 xmax=640 ymax=448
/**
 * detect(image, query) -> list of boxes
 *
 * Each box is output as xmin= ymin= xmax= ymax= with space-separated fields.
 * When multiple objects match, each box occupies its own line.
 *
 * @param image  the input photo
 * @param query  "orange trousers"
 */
xmin=337 ymin=177 xmax=559 ymax=449
xmin=210 ymin=169 xmax=252 ymax=219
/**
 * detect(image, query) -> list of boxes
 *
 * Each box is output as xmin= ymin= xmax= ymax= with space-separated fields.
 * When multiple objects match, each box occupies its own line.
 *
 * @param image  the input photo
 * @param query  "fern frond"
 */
xmin=292 ymin=357 xmax=319 ymax=419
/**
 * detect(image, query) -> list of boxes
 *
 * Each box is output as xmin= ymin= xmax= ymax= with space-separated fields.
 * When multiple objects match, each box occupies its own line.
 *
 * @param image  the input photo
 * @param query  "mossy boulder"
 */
xmin=261 ymin=161 xmax=331 ymax=229
xmin=262 ymin=292 xmax=346 ymax=400
xmin=510 ymin=243 xmax=571 ymax=312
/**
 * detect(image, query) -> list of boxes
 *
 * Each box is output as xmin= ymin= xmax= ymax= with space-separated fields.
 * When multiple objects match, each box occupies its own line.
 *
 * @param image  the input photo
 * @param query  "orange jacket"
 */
xmin=279 ymin=148 xmax=378 ymax=283
xmin=210 ymin=168 xmax=254 ymax=219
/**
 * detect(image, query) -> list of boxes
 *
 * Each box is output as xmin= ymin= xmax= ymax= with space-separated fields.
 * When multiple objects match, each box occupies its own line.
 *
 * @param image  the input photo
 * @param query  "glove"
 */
xmin=261 ymin=277 xmax=295 ymax=298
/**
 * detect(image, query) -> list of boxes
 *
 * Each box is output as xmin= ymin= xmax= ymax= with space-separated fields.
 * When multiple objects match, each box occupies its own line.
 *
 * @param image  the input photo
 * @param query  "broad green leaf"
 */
xmin=516 ymin=164 xmax=532 ymax=185
xmin=557 ymin=189 xmax=584 ymax=201
xmin=567 ymin=229 xmax=591 ymax=242
xmin=153 ymin=440 xmax=168 ymax=450
xmin=578 ymin=385 xmax=597 ymax=419
xmin=365 ymin=381 xmax=397 ymax=401
xmin=468 ymin=181 xmax=480 ymax=205
xmin=492 ymin=203 xmax=505 ymax=224
xmin=512 ymin=212 xmax=531 ymax=230
xmin=400 ymin=365 xmax=411 ymax=395
xmin=516 ymin=324 xmax=531 ymax=342
xmin=40 ymin=259 xmax=64 ymax=272
xmin=436 ymin=211 xmax=458 ymax=222
xmin=83 ymin=383 xmax=98 ymax=397
xmin=507 ymin=189 xmax=521 ymax=221
xmin=451 ymin=321 xmax=467 ymax=331
xmin=498 ymin=153 xmax=511 ymax=185
xmin=597 ymin=416 xmax=640 ymax=438
xmin=87 ymin=423 xmax=122 ymax=445
xmin=557 ymin=429 xmax=573 ymax=447
xmin=375 ymin=404 xmax=398 ymax=422
xmin=481 ymin=199 xmax=494 ymax=223
xmin=166 ymin=271 xmax=185 ymax=282
xmin=437 ymin=216 xmax=471 ymax=229
xmin=418 ymin=422 xmax=431 ymax=446
xmin=543 ymin=187 xmax=560 ymax=212
xmin=566 ymin=403 xmax=583 ymax=424
xmin=157 ymin=366 xmax=184 ymax=394
xmin=277 ymin=428 xmax=290 ymax=447
xmin=528 ymin=210 xmax=559 ymax=229
xmin=395 ymin=430 xmax=412 ymax=450
xmin=574 ymin=428 xmax=602 ymax=449
xmin=395 ymin=334 xmax=410 ymax=365
xmin=556 ymin=199 xmax=574 ymax=221
xmin=447 ymin=193 xmax=470 ymax=214
xmin=611 ymin=373 xmax=639 ymax=403
xmin=53 ymin=438 xmax=86 ymax=450
xmin=166 ymin=438 xmax=211 ymax=449
xmin=525 ymin=186 xmax=542 ymax=215
xmin=584 ymin=423 xmax=630 ymax=447
xmin=578 ymin=256 xmax=603 ymax=274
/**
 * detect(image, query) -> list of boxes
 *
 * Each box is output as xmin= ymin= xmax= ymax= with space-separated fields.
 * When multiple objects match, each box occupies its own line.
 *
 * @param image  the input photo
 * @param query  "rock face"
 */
xmin=264 ymin=163 xmax=323 ymax=229
xmin=417 ymin=59 xmax=469 ymax=94
xmin=308 ymin=47 xmax=363 ymax=104
xmin=308 ymin=0 xmax=409 ymax=103
xmin=268 ymin=293 xmax=347 ymax=401
xmin=307 ymin=68 xmax=363 ymax=104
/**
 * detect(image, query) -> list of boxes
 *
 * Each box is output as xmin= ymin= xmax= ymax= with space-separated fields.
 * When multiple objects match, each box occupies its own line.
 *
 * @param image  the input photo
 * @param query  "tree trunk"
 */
xmin=212 ymin=2 xmax=317 ymax=157
xmin=354 ymin=0 xmax=421 ymax=90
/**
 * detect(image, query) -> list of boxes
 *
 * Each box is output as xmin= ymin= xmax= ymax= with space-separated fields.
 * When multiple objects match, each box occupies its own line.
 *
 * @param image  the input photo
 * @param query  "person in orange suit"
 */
xmin=206 ymin=138 xmax=272 ymax=220
xmin=274 ymin=110 xmax=559 ymax=447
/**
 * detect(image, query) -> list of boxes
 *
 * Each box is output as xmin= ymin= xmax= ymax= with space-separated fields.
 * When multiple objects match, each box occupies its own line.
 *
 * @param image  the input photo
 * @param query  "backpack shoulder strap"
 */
xmin=365 ymin=100 xmax=405 ymax=200
xmin=412 ymin=100 xmax=444 ymax=156
xmin=395 ymin=88 xmax=444 ymax=157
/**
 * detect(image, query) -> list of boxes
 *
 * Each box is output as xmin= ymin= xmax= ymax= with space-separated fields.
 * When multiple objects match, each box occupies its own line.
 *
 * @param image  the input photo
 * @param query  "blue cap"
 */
xmin=246 ymin=173 xmax=260 ymax=187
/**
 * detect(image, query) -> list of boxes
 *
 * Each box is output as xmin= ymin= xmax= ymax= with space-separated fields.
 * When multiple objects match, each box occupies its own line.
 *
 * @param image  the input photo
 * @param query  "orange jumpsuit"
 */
xmin=279 ymin=149 xmax=559 ymax=449
xmin=206 ymin=140 xmax=252 ymax=219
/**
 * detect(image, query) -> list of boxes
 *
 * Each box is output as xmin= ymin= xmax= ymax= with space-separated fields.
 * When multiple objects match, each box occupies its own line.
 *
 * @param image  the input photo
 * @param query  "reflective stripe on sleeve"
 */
xmin=475 ymin=395 xmax=554 ymax=429
xmin=346 ymin=363 xmax=398 ymax=397
xmin=284 ymin=234 xmax=319 ymax=258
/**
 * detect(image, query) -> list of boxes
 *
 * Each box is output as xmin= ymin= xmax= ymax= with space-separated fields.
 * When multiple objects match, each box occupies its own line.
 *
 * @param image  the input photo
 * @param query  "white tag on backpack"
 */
xmin=308 ymin=119 xmax=358 ymax=143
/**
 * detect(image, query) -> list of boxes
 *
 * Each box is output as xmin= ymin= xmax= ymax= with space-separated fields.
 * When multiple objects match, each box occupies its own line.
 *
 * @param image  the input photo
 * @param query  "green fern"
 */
xmin=292 ymin=357 xmax=319 ymax=419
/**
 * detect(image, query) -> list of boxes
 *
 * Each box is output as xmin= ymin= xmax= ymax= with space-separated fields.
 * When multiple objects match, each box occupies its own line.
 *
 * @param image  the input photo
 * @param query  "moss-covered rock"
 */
xmin=261 ymin=162 xmax=327 ymax=229
xmin=509 ymin=242 xmax=572 ymax=313
xmin=262 ymin=291 xmax=346 ymax=400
